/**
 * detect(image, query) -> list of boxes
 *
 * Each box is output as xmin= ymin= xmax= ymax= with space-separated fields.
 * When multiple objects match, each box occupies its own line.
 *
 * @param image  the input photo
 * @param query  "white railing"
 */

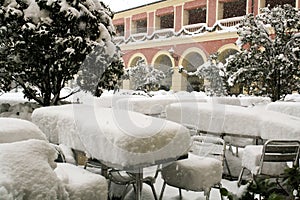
xmin=218 ymin=16 xmax=244 ymax=27
xmin=183 ymin=23 xmax=206 ymax=33
xmin=153 ymin=28 xmax=175 ymax=37
xmin=131 ymin=32 xmax=147 ymax=41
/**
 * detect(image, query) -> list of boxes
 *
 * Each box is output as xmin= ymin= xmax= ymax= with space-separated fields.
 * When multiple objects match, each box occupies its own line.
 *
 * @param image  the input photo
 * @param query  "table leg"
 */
xmin=135 ymin=168 xmax=143 ymax=200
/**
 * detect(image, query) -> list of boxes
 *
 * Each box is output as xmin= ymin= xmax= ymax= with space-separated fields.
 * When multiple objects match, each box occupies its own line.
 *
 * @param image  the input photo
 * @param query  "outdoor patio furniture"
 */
xmin=0 ymin=117 xmax=47 ymax=143
xmin=32 ymin=104 xmax=191 ymax=200
xmin=159 ymin=135 xmax=226 ymax=200
xmin=237 ymin=139 xmax=300 ymax=187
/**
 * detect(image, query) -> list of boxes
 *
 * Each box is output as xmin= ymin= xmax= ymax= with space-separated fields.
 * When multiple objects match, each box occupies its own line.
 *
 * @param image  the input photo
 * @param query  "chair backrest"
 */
xmin=189 ymin=135 xmax=226 ymax=165
xmin=258 ymin=139 xmax=300 ymax=174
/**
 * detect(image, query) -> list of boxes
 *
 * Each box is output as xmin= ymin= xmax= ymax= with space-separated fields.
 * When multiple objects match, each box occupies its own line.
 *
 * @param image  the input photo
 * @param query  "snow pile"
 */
xmin=161 ymin=153 xmax=222 ymax=193
xmin=31 ymin=104 xmax=85 ymax=149
xmin=166 ymin=102 xmax=300 ymax=140
xmin=55 ymin=163 xmax=108 ymax=200
xmin=116 ymin=96 xmax=207 ymax=115
xmin=238 ymin=96 xmax=271 ymax=107
xmin=284 ymin=93 xmax=300 ymax=102
xmin=32 ymin=104 xmax=191 ymax=169
xmin=266 ymin=101 xmax=300 ymax=118
xmin=0 ymin=139 xmax=69 ymax=199
xmin=0 ymin=118 xmax=47 ymax=143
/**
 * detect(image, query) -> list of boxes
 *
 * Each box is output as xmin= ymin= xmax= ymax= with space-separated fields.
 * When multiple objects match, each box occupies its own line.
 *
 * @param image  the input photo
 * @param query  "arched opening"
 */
xmin=182 ymin=52 xmax=205 ymax=92
xmin=129 ymin=56 xmax=144 ymax=67
xmin=218 ymin=48 xmax=239 ymax=64
xmin=153 ymin=55 xmax=173 ymax=90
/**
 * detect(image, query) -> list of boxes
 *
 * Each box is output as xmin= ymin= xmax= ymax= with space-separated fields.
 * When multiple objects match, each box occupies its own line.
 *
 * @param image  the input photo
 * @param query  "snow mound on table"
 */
xmin=166 ymin=102 xmax=300 ymax=140
xmin=284 ymin=93 xmax=300 ymax=102
xmin=0 ymin=118 xmax=47 ymax=143
xmin=0 ymin=139 xmax=69 ymax=199
xmin=55 ymin=163 xmax=107 ymax=200
xmin=166 ymin=102 xmax=260 ymax=137
xmin=32 ymin=104 xmax=191 ymax=169
xmin=266 ymin=101 xmax=300 ymax=118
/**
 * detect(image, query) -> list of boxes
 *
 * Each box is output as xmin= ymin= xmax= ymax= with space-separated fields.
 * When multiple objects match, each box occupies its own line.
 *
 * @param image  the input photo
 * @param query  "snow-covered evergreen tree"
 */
xmin=179 ymin=53 xmax=227 ymax=96
xmin=76 ymin=45 xmax=124 ymax=97
xmin=0 ymin=0 xmax=122 ymax=105
xmin=123 ymin=59 xmax=166 ymax=92
xmin=226 ymin=4 xmax=300 ymax=101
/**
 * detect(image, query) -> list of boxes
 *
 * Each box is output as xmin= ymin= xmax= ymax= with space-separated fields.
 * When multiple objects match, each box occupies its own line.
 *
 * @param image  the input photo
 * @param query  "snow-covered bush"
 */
xmin=226 ymin=4 xmax=300 ymax=101
xmin=0 ymin=0 xmax=122 ymax=105
xmin=123 ymin=59 xmax=166 ymax=92
xmin=179 ymin=53 xmax=227 ymax=96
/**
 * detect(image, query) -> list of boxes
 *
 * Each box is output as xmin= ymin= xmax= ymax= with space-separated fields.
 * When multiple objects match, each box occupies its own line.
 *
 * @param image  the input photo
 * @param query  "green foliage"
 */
xmin=238 ymin=166 xmax=300 ymax=200
xmin=0 ymin=0 xmax=121 ymax=106
xmin=76 ymin=46 xmax=124 ymax=97
xmin=226 ymin=4 xmax=300 ymax=101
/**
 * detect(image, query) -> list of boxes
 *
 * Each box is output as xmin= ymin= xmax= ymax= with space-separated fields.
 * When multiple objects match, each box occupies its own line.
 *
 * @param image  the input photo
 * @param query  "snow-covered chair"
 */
xmin=0 ymin=139 xmax=69 ymax=199
xmin=54 ymin=163 xmax=108 ymax=200
xmin=159 ymin=135 xmax=226 ymax=200
xmin=237 ymin=139 xmax=300 ymax=187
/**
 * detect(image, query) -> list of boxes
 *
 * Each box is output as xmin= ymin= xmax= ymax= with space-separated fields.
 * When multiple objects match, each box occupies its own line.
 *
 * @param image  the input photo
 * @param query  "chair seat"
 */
xmin=242 ymin=145 xmax=287 ymax=176
xmin=55 ymin=163 xmax=108 ymax=200
xmin=161 ymin=153 xmax=222 ymax=192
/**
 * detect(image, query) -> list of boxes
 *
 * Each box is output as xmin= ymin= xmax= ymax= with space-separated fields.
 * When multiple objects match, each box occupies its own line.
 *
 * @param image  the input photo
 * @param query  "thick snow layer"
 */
xmin=284 ymin=93 xmax=300 ymax=102
xmin=266 ymin=101 xmax=300 ymax=118
xmin=166 ymin=102 xmax=300 ymax=140
xmin=116 ymin=96 xmax=207 ymax=115
xmin=161 ymin=153 xmax=222 ymax=193
xmin=238 ymin=96 xmax=271 ymax=107
xmin=32 ymin=104 xmax=191 ymax=169
xmin=0 ymin=139 xmax=69 ymax=199
xmin=31 ymin=104 xmax=86 ymax=150
xmin=0 ymin=118 xmax=47 ymax=143
xmin=55 ymin=163 xmax=108 ymax=200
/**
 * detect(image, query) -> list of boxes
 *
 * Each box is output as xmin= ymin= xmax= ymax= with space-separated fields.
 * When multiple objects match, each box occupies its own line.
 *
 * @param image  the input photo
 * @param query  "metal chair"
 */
xmin=237 ymin=139 xmax=300 ymax=187
xmin=107 ymin=166 xmax=160 ymax=200
xmin=159 ymin=135 xmax=226 ymax=200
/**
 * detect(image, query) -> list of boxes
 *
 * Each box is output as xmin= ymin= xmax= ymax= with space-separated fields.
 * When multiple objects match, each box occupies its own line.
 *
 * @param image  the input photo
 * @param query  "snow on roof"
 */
xmin=32 ymin=104 xmax=191 ymax=169
xmin=0 ymin=118 xmax=47 ymax=143
xmin=0 ymin=139 xmax=69 ymax=199
xmin=166 ymin=102 xmax=300 ymax=140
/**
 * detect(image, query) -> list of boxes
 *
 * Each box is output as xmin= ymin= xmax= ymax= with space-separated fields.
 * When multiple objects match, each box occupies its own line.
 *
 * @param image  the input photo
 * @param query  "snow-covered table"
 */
xmin=266 ymin=101 xmax=300 ymax=118
xmin=166 ymin=102 xmax=300 ymax=140
xmin=115 ymin=96 xmax=207 ymax=116
xmin=0 ymin=118 xmax=47 ymax=143
xmin=32 ymin=104 xmax=190 ymax=199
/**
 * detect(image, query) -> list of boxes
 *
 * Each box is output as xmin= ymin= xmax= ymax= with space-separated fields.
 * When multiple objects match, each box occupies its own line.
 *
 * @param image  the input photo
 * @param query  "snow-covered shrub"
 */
xmin=123 ymin=59 xmax=166 ymax=92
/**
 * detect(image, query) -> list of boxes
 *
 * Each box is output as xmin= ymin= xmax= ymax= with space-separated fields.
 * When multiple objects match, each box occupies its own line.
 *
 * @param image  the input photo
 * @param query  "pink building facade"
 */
xmin=112 ymin=0 xmax=299 ymax=91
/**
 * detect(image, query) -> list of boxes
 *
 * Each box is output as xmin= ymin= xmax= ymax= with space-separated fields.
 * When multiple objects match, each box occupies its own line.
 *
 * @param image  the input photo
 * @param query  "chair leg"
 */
xmin=224 ymin=155 xmax=233 ymax=180
xmin=237 ymin=167 xmax=245 ymax=187
xmin=120 ymin=184 xmax=130 ymax=200
xmin=159 ymin=181 xmax=166 ymax=200
xmin=204 ymin=188 xmax=211 ymax=200
xmin=149 ymin=183 xmax=158 ymax=200
xmin=179 ymin=188 xmax=182 ymax=199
